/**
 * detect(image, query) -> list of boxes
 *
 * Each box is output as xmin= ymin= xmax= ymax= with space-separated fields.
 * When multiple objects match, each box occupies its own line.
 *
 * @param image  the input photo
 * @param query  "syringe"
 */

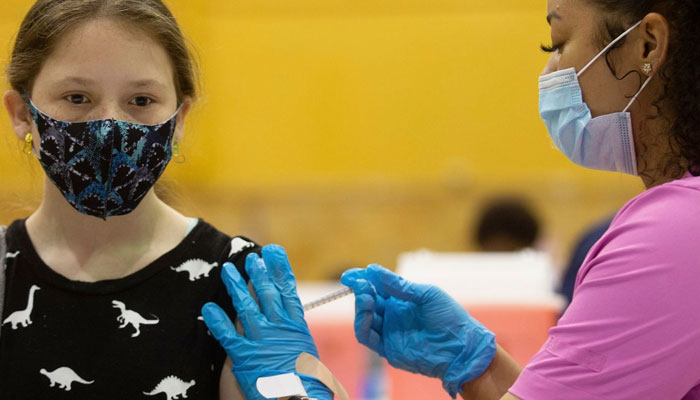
xmin=303 ymin=287 xmax=353 ymax=311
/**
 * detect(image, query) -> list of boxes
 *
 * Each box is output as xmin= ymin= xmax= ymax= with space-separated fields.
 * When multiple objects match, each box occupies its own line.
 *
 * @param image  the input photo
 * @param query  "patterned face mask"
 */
xmin=27 ymin=101 xmax=180 ymax=219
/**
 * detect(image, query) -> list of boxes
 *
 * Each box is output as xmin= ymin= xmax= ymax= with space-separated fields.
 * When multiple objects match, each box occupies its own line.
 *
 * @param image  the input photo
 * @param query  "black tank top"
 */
xmin=0 ymin=219 xmax=258 ymax=399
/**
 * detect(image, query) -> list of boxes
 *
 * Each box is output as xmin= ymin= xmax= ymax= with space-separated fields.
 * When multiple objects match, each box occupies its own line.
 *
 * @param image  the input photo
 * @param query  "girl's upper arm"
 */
xmin=219 ymin=356 xmax=246 ymax=400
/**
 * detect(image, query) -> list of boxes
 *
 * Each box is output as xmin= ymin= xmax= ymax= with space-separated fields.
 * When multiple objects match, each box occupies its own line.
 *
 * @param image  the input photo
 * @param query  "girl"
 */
xmin=0 ymin=0 xmax=259 ymax=398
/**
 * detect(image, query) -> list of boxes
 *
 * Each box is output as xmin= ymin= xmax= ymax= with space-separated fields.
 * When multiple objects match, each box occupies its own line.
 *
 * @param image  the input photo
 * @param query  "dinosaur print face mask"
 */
xmin=27 ymin=101 xmax=180 ymax=219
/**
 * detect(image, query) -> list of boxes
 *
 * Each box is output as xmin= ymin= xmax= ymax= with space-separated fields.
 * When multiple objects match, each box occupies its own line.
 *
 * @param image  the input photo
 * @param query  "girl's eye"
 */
xmin=65 ymin=94 xmax=89 ymax=104
xmin=540 ymin=43 xmax=562 ymax=54
xmin=130 ymin=96 xmax=153 ymax=107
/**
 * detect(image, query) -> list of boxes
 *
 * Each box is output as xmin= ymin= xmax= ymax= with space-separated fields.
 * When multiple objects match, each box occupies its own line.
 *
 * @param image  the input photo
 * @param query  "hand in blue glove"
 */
xmin=202 ymin=244 xmax=333 ymax=400
xmin=341 ymin=264 xmax=496 ymax=398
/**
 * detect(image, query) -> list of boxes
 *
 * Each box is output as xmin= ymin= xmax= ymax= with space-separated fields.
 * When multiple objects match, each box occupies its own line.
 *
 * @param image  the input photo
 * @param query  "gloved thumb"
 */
xmin=365 ymin=264 xmax=426 ymax=302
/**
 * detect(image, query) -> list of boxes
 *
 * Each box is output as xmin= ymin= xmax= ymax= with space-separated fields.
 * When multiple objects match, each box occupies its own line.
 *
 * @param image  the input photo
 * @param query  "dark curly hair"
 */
xmin=586 ymin=0 xmax=700 ymax=179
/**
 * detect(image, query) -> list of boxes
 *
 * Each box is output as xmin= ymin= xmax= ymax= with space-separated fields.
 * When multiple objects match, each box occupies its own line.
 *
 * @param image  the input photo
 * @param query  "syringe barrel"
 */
xmin=303 ymin=287 xmax=353 ymax=311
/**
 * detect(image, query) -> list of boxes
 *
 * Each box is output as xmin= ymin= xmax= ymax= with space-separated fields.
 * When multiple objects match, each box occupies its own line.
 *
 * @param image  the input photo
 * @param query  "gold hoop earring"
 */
xmin=642 ymin=62 xmax=653 ymax=76
xmin=23 ymin=133 xmax=33 ymax=155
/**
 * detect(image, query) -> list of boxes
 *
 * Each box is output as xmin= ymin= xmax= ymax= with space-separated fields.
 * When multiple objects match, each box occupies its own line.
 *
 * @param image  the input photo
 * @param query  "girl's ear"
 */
xmin=3 ymin=90 xmax=35 ymax=141
xmin=174 ymin=97 xmax=193 ymax=143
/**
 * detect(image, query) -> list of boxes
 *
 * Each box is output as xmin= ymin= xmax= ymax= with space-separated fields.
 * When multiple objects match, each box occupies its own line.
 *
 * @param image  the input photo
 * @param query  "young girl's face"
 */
xmin=31 ymin=17 xmax=183 ymax=126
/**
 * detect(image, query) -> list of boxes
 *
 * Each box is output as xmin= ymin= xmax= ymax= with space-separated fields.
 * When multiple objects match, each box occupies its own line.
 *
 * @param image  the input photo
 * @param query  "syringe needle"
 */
xmin=303 ymin=287 xmax=354 ymax=311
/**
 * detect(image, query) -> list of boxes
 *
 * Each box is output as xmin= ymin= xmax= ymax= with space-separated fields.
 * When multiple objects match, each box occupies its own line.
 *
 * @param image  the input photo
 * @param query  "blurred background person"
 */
xmin=473 ymin=196 xmax=541 ymax=252
xmin=558 ymin=213 xmax=614 ymax=309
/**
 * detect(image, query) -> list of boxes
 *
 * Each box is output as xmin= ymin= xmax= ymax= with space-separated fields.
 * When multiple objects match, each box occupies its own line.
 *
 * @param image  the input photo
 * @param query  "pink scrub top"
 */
xmin=509 ymin=172 xmax=700 ymax=400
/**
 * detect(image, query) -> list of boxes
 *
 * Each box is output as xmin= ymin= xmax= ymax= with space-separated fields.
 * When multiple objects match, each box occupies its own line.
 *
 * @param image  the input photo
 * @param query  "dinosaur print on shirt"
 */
xmin=5 ymin=251 xmax=20 ymax=259
xmin=111 ymin=300 xmax=159 ymax=337
xmin=229 ymin=237 xmax=255 ymax=257
xmin=144 ymin=376 xmax=196 ymax=400
xmin=0 ymin=219 xmax=260 ymax=398
xmin=40 ymin=367 xmax=94 ymax=391
xmin=170 ymin=259 xmax=218 ymax=281
xmin=3 ymin=251 xmax=19 ymax=272
xmin=2 ymin=285 xmax=40 ymax=330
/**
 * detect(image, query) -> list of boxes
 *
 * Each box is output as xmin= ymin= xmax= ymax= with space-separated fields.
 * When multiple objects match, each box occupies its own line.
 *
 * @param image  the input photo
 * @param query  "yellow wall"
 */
xmin=169 ymin=0 xmax=590 ymax=187
xmin=0 ymin=0 xmax=644 ymax=279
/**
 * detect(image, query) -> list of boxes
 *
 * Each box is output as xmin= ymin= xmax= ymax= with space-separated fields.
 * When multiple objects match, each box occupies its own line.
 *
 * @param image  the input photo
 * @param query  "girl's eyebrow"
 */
xmin=52 ymin=77 xmax=166 ymax=90
xmin=54 ymin=76 xmax=94 ymax=86
xmin=130 ymin=79 xmax=167 ymax=89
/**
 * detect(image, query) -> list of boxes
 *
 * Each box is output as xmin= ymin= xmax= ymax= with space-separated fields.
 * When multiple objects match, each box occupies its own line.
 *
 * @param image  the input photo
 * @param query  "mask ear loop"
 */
xmin=577 ymin=20 xmax=644 ymax=77
xmin=623 ymin=74 xmax=654 ymax=113
xmin=574 ymin=20 xmax=653 ymax=113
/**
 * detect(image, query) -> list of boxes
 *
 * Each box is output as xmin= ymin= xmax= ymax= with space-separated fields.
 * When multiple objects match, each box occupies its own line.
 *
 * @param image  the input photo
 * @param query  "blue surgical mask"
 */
xmin=538 ymin=21 xmax=654 ymax=176
xmin=27 ymin=101 xmax=181 ymax=219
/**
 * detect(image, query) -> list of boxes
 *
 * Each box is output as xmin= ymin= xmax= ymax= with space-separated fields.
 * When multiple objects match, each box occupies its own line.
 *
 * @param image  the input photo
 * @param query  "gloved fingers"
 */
xmin=245 ymin=253 xmax=286 ymax=324
xmin=354 ymin=321 xmax=385 ymax=364
xmin=352 ymin=278 xmax=385 ymax=333
xmin=352 ymin=279 xmax=386 ymax=354
xmin=201 ymin=302 xmax=252 ymax=353
xmin=262 ymin=244 xmax=306 ymax=324
xmin=354 ymin=305 xmax=374 ymax=348
xmin=370 ymin=310 xmax=384 ymax=333
xmin=221 ymin=263 xmax=264 ymax=336
xmin=353 ymin=280 xmax=375 ymax=345
xmin=368 ymin=329 xmax=383 ymax=356
xmin=352 ymin=279 xmax=377 ymax=312
xmin=340 ymin=267 xmax=368 ymax=287
xmin=366 ymin=264 xmax=426 ymax=302
xmin=374 ymin=290 xmax=386 ymax=315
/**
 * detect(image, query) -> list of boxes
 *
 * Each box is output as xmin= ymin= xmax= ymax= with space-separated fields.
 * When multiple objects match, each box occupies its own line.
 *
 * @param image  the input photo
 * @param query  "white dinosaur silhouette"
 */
xmin=111 ymin=300 xmax=159 ymax=337
xmin=144 ymin=376 xmax=196 ymax=400
xmin=170 ymin=259 xmax=218 ymax=281
xmin=229 ymin=237 xmax=255 ymax=257
xmin=40 ymin=367 xmax=94 ymax=391
xmin=2 ymin=285 xmax=40 ymax=330
xmin=6 ymin=251 xmax=20 ymax=259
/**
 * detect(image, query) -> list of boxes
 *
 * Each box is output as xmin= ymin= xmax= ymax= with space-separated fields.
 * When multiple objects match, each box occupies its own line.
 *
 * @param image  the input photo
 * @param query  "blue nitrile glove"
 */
xmin=202 ymin=245 xmax=333 ymax=400
xmin=340 ymin=264 xmax=496 ymax=398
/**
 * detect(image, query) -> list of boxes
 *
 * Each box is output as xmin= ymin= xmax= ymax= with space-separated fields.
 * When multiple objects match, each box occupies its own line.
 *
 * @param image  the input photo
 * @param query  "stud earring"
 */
xmin=23 ymin=133 xmax=33 ymax=155
xmin=642 ymin=62 xmax=653 ymax=75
